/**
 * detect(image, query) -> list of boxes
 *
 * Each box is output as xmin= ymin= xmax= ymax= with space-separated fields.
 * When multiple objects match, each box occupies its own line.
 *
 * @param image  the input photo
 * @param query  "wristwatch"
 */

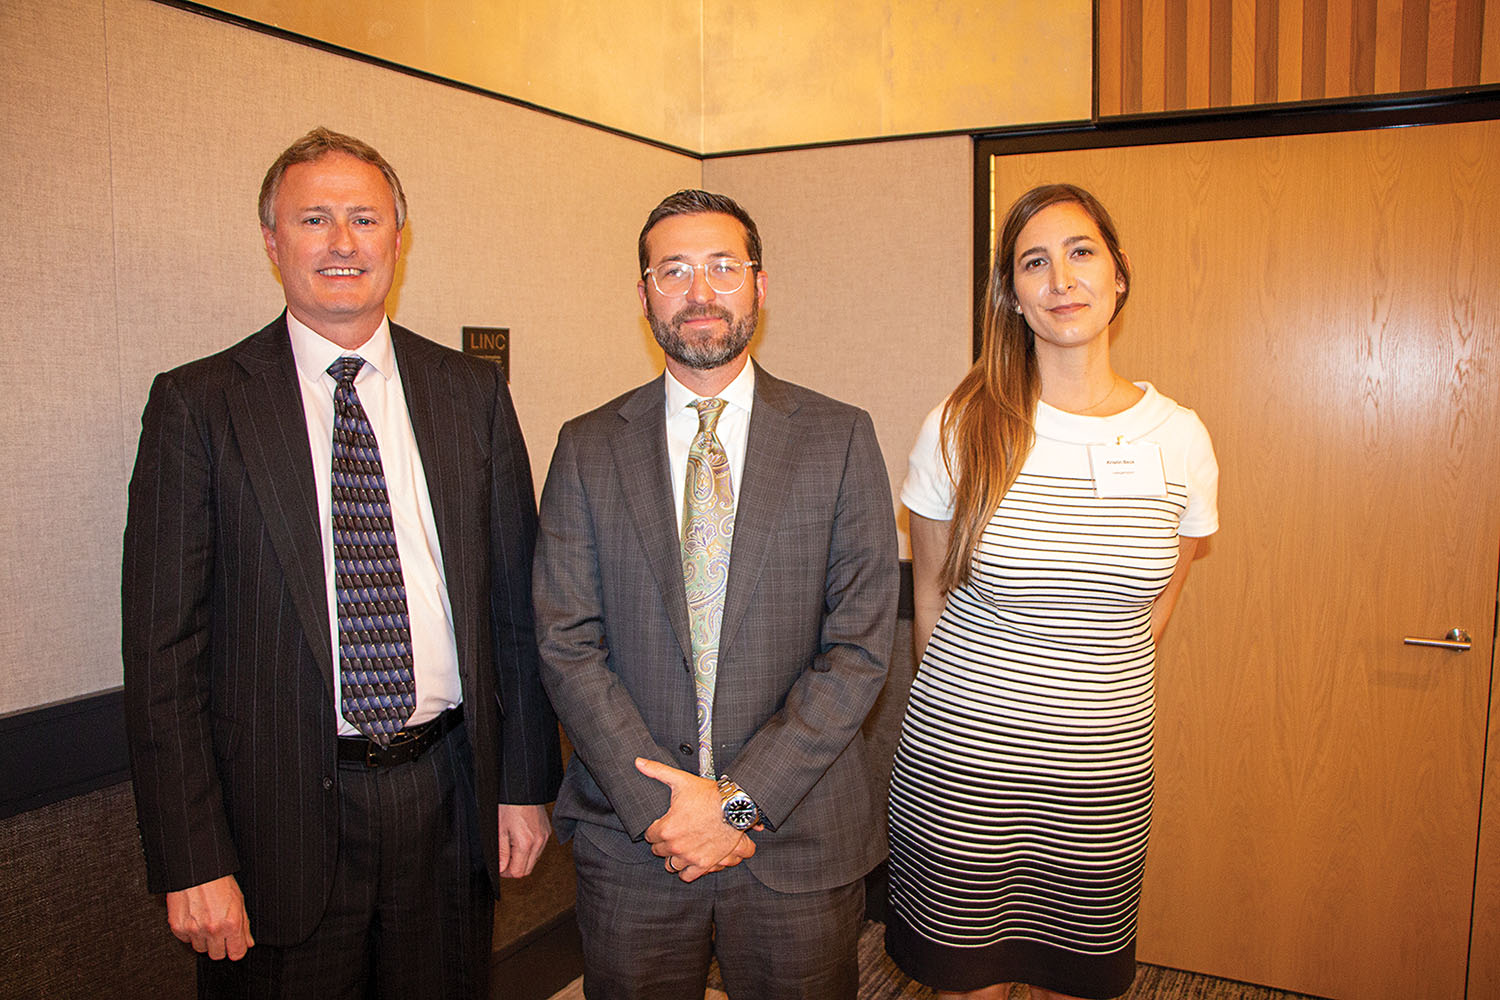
xmin=717 ymin=776 xmax=759 ymax=831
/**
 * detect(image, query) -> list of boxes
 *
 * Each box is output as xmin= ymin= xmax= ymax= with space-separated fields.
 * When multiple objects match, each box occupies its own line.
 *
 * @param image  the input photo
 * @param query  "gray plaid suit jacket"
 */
xmin=122 ymin=314 xmax=562 ymax=945
xmin=533 ymin=363 xmax=898 ymax=893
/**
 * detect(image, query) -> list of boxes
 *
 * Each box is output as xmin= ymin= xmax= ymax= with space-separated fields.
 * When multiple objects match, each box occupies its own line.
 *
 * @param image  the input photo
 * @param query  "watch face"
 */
xmin=722 ymin=792 xmax=758 ymax=830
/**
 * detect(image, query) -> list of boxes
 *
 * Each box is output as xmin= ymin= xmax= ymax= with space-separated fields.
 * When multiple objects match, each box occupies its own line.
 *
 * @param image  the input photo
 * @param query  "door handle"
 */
xmin=1403 ymin=628 xmax=1473 ymax=651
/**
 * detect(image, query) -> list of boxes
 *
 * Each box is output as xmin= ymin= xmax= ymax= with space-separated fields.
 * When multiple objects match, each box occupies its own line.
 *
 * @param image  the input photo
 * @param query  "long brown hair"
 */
xmin=938 ymin=183 xmax=1132 ymax=589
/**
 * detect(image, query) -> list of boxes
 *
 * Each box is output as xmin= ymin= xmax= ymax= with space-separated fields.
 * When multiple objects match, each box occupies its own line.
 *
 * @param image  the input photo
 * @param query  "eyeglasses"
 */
xmin=643 ymin=258 xmax=757 ymax=296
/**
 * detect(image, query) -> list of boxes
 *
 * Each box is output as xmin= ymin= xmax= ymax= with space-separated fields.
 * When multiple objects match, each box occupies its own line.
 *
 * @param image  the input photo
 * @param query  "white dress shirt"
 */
xmin=286 ymin=312 xmax=462 ymax=734
xmin=665 ymin=362 xmax=756 ymax=535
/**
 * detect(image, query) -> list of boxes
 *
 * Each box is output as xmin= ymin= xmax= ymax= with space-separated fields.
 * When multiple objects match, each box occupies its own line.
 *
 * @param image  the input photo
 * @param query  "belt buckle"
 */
xmin=364 ymin=729 xmax=407 ymax=768
xmin=383 ymin=722 xmax=426 ymax=767
xmin=363 ymin=739 xmax=387 ymax=768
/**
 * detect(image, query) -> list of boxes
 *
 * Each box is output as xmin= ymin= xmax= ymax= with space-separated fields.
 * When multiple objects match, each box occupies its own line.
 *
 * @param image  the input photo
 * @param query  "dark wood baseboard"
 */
xmin=0 ymin=688 xmax=129 ymax=818
xmin=494 ymin=910 xmax=584 ymax=1000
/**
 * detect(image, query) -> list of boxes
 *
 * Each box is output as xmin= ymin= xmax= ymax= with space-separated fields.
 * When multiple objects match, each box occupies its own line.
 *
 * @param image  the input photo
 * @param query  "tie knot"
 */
xmin=328 ymin=356 xmax=365 ymax=385
xmin=691 ymin=397 xmax=726 ymax=432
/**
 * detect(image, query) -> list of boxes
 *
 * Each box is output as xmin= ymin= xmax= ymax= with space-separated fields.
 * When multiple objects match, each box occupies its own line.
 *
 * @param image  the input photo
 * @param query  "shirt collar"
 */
xmin=664 ymin=359 xmax=757 ymax=417
xmin=286 ymin=310 xmax=396 ymax=385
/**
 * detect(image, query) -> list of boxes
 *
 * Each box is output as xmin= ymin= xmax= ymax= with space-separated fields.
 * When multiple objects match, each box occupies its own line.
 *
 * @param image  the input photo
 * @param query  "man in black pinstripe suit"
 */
xmin=122 ymin=127 xmax=561 ymax=998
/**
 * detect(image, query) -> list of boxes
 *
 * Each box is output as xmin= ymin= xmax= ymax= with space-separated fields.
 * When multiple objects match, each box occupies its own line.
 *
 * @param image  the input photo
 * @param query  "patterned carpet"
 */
xmin=545 ymin=920 xmax=1329 ymax=999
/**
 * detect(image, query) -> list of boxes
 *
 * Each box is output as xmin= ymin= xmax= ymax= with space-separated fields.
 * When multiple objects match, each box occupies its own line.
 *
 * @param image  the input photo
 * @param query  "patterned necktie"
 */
xmin=328 ymin=356 xmax=415 ymax=746
xmin=682 ymin=398 xmax=735 ymax=778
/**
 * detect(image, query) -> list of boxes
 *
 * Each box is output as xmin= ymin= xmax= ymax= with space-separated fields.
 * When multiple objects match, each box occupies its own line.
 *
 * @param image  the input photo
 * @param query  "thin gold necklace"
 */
xmin=1077 ymin=376 xmax=1119 ymax=415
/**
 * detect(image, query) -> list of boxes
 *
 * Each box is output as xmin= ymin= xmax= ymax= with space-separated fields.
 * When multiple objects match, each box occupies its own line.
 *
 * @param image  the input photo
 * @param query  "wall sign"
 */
xmin=463 ymin=326 xmax=510 ymax=381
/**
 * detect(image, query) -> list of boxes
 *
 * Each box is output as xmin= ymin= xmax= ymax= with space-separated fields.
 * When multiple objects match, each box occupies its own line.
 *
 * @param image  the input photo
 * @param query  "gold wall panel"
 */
xmin=204 ymin=0 xmax=1092 ymax=152
xmin=700 ymin=0 xmax=1091 ymax=151
xmin=208 ymin=0 xmax=706 ymax=150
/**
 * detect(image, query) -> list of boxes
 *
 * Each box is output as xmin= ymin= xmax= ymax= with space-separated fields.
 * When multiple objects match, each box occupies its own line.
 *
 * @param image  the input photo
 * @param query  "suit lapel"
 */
xmin=226 ymin=315 xmax=334 ymax=690
xmin=390 ymin=327 xmax=479 ymax=690
xmin=611 ymin=377 xmax=694 ymax=662
xmin=718 ymin=364 xmax=799 ymax=656
xmin=391 ymin=327 xmax=459 ymax=560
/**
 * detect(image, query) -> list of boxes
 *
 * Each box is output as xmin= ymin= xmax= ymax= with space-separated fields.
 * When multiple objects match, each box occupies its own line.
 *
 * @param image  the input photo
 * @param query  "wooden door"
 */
xmin=989 ymin=120 xmax=1500 ymax=998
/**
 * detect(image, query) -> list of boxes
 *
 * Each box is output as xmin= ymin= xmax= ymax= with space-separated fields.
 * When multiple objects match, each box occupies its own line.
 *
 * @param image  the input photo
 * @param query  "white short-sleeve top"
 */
xmin=902 ymin=381 xmax=1219 ymax=537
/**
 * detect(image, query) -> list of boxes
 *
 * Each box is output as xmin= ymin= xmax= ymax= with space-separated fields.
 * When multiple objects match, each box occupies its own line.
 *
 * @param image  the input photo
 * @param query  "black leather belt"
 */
xmin=337 ymin=705 xmax=463 ymax=768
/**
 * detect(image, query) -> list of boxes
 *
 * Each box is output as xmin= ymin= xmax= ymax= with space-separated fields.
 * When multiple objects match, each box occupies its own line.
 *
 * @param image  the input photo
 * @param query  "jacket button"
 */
xmin=322 ymin=777 xmax=334 ymax=790
xmin=679 ymin=744 xmax=693 ymax=756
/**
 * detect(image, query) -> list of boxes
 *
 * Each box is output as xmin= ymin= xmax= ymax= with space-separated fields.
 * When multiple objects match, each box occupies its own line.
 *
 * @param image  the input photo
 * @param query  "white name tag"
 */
xmin=1088 ymin=442 xmax=1167 ymax=497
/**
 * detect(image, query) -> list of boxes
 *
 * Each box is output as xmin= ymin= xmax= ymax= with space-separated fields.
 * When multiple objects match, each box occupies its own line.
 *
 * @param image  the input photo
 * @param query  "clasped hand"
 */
xmin=635 ymin=758 xmax=757 ymax=882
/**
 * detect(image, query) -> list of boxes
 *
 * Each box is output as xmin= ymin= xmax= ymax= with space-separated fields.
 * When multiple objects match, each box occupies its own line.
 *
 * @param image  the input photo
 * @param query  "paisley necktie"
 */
xmin=681 ymin=398 xmax=735 ymax=777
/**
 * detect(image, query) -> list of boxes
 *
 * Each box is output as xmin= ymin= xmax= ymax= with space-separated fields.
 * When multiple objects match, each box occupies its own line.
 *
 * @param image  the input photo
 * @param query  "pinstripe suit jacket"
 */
xmin=533 ymin=364 xmax=897 ymax=893
xmin=122 ymin=314 xmax=562 ymax=945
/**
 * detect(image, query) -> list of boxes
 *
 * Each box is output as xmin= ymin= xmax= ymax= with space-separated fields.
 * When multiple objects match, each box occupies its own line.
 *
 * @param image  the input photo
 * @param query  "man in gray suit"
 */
xmin=123 ymin=128 xmax=561 ymax=998
xmin=533 ymin=189 xmax=898 ymax=999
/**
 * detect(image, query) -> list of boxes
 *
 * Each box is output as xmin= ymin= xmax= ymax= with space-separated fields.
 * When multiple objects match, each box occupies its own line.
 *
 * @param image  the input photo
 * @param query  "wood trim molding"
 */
xmin=1096 ymin=0 xmax=1500 ymax=116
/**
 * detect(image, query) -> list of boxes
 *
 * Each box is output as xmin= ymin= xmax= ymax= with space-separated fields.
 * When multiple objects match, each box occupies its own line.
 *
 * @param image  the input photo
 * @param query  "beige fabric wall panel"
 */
xmin=701 ymin=0 xmax=1092 ymax=151
xmin=703 ymin=136 xmax=973 ymax=555
xmin=207 ymin=0 xmax=705 ymax=151
xmin=4 ymin=0 xmax=695 ymax=713
xmin=1 ymin=0 xmax=123 ymax=714
xmin=104 ymin=0 xmax=697 ymax=484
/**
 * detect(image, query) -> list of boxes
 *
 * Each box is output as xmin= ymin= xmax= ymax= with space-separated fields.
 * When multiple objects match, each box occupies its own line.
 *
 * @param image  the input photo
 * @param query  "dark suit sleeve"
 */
xmin=122 ymin=372 xmax=240 ymax=893
xmin=533 ymin=423 xmax=674 ymax=837
xmin=486 ymin=370 xmax=563 ymax=803
xmin=725 ymin=409 xmax=897 ymax=828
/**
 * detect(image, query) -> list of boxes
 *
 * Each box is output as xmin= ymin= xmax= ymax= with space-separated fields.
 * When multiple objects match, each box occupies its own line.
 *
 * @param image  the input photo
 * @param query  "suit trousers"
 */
xmin=197 ymin=720 xmax=493 ymax=1000
xmin=571 ymin=828 xmax=864 ymax=1000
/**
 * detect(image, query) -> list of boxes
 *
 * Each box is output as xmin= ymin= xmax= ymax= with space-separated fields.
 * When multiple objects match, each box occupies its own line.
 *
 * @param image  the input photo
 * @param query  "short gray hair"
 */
xmin=258 ymin=126 xmax=407 ymax=230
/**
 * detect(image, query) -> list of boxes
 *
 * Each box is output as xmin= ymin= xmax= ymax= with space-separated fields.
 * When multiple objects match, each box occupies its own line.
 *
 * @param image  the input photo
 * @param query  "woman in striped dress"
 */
xmin=885 ymin=184 xmax=1219 ymax=1000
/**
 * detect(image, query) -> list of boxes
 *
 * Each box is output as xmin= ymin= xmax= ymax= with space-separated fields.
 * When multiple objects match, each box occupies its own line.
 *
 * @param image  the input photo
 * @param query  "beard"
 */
xmin=647 ymin=303 xmax=757 ymax=371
